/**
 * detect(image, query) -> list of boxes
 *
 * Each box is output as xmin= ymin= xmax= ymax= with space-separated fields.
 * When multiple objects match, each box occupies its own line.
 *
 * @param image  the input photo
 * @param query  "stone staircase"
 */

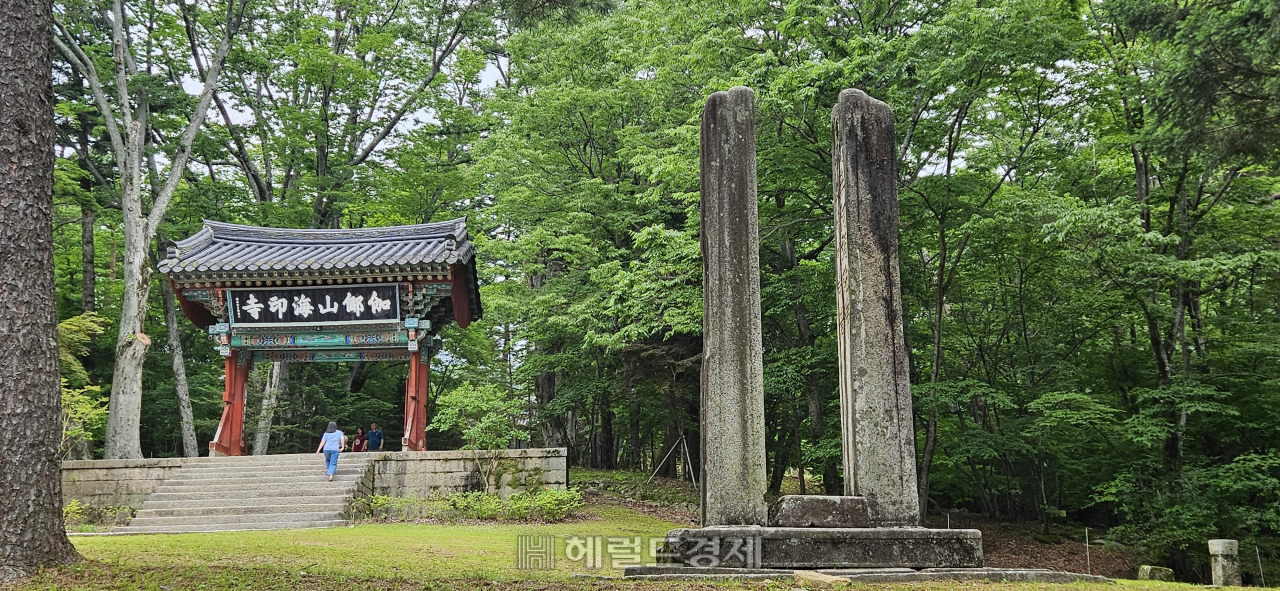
xmin=112 ymin=453 xmax=374 ymax=534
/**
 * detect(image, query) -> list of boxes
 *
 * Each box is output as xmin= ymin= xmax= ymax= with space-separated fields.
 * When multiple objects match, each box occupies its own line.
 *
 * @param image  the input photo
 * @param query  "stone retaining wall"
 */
xmin=362 ymin=448 xmax=567 ymax=499
xmin=62 ymin=457 xmax=187 ymax=509
xmin=63 ymin=448 xmax=568 ymax=509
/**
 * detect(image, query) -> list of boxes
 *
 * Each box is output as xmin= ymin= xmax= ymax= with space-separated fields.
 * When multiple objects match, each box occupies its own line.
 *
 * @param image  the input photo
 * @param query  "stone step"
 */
xmin=142 ymin=495 xmax=353 ymax=510
xmin=113 ymin=520 xmax=348 ymax=534
xmin=175 ymin=459 xmax=373 ymax=471
xmin=176 ymin=455 xmax=374 ymax=467
xmin=118 ymin=453 xmax=373 ymax=535
xmin=181 ymin=457 xmax=337 ymax=465
xmin=161 ymin=470 xmax=360 ymax=483
xmin=136 ymin=503 xmax=349 ymax=518
xmin=129 ymin=510 xmax=346 ymax=527
xmin=146 ymin=487 xmax=354 ymax=502
xmin=155 ymin=479 xmax=359 ymax=493
xmin=167 ymin=467 xmax=366 ymax=480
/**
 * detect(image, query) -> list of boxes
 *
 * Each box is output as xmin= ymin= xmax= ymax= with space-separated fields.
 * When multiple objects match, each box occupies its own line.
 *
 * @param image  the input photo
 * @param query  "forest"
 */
xmin=49 ymin=0 xmax=1279 ymax=578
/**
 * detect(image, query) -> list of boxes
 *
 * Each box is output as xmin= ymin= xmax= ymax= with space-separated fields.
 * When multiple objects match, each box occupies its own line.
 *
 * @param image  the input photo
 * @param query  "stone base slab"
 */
xmin=622 ymin=566 xmax=1113 ymax=584
xmin=770 ymin=495 xmax=869 ymax=528
xmin=661 ymin=526 xmax=983 ymax=569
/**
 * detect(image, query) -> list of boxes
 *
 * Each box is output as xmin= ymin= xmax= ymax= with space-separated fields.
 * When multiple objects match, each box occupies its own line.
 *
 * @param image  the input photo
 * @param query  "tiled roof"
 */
xmin=158 ymin=218 xmax=475 ymax=281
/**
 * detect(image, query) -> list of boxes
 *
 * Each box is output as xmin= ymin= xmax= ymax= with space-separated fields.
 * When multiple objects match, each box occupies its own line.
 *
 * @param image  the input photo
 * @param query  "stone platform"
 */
xmin=661 ymin=526 xmax=983 ymax=569
xmin=622 ymin=566 xmax=1115 ymax=584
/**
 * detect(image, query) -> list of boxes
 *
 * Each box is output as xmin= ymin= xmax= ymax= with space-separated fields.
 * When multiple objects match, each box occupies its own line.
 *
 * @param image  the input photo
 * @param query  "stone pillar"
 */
xmin=699 ymin=86 xmax=768 ymax=526
xmin=1210 ymin=539 xmax=1242 ymax=586
xmin=831 ymin=89 xmax=920 ymax=527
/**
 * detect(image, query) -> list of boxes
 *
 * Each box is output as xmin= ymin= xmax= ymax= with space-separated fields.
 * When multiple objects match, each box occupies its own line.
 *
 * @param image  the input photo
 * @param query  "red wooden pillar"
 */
xmin=402 ymin=351 xmax=430 ymax=451
xmin=451 ymin=263 xmax=472 ymax=329
xmin=210 ymin=350 xmax=249 ymax=456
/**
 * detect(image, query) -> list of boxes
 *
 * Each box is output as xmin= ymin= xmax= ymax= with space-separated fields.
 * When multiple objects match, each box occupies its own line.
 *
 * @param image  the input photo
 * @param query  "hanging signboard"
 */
xmin=228 ymin=284 xmax=400 ymax=327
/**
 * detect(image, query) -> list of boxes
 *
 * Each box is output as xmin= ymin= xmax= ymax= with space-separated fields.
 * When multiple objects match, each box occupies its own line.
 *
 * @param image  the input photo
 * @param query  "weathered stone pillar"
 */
xmin=699 ymin=86 xmax=768 ymax=526
xmin=831 ymin=89 xmax=920 ymax=527
xmin=1210 ymin=539 xmax=1242 ymax=586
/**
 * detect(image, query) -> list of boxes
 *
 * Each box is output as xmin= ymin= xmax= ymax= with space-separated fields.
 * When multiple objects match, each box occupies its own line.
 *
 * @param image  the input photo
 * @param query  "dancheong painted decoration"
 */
xmin=158 ymin=218 xmax=483 ymax=457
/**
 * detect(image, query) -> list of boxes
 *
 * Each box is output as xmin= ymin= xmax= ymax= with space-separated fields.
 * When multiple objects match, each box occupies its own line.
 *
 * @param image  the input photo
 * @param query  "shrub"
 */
xmin=533 ymin=489 xmax=584 ymax=521
xmin=505 ymin=491 xmax=536 ymax=520
xmin=62 ymin=501 xmax=133 ymax=530
xmin=448 ymin=491 xmax=504 ymax=519
xmin=351 ymin=489 xmax=585 ymax=523
xmin=63 ymin=499 xmax=87 ymax=524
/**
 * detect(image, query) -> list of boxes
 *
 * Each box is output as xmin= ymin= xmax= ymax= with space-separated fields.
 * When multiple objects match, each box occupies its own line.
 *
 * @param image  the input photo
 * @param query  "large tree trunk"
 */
xmin=160 ymin=275 xmax=198 ymax=457
xmin=253 ymin=362 xmax=288 ymax=455
xmin=104 ymin=238 xmax=152 ymax=459
xmin=0 ymin=0 xmax=83 ymax=575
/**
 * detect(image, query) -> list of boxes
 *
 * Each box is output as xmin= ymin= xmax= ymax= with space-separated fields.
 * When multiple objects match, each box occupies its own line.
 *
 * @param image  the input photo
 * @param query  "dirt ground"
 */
xmin=924 ymin=512 xmax=1139 ymax=579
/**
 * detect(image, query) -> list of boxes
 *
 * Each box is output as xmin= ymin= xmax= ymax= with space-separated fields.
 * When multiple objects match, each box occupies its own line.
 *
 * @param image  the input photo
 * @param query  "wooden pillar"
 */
xmin=210 ymin=350 xmax=249 ymax=456
xmin=402 ymin=351 xmax=430 ymax=451
xmin=451 ymin=263 xmax=472 ymax=329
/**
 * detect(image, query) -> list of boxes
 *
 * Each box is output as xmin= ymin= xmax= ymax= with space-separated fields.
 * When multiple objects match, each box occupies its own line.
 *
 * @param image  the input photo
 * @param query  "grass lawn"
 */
xmin=6 ymin=503 xmax=1204 ymax=591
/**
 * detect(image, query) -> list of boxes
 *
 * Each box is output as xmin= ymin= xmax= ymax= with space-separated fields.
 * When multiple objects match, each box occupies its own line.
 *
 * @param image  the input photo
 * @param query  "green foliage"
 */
xmin=429 ymin=383 xmax=529 ymax=450
xmin=530 ymin=488 xmax=586 ymax=521
xmin=57 ymin=313 xmax=109 ymax=457
xmin=62 ymin=500 xmax=134 ymax=530
xmin=60 ymin=381 xmax=106 ymax=459
xmin=351 ymin=489 xmax=585 ymax=523
xmin=446 ymin=491 xmax=505 ymax=520
xmin=57 ymin=313 xmax=106 ymax=389
xmin=62 ymin=500 xmax=86 ymax=524
xmin=570 ymin=468 xmax=698 ymax=508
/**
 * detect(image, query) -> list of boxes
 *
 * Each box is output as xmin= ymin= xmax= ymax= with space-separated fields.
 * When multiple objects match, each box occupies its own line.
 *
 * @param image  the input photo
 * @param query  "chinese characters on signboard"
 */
xmin=228 ymin=285 xmax=400 ymax=326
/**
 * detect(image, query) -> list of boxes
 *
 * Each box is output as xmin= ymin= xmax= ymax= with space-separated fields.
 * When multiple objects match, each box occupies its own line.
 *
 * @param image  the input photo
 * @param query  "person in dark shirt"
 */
xmin=366 ymin=422 xmax=385 ymax=452
xmin=352 ymin=427 xmax=367 ymax=452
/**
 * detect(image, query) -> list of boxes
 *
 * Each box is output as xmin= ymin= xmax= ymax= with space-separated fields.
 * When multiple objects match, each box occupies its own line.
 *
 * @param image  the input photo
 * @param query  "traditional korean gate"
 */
xmin=158 ymin=219 xmax=483 ymax=456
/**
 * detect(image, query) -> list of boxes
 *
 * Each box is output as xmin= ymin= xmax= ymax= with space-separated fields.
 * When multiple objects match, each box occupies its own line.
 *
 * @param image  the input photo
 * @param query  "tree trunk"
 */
xmin=768 ymin=425 xmax=791 ymax=495
xmin=104 ymin=239 xmax=152 ymax=459
xmin=0 ymin=0 xmax=83 ymax=574
xmin=160 ymin=275 xmax=198 ymax=457
xmin=794 ymin=401 xmax=805 ymax=495
xmin=628 ymin=385 xmax=641 ymax=468
xmin=918 ymin=221 xmax=948 ymax=523
xmin=785 ymin=235 xmax=839 ymax=494
xmin=253 ymin=362 xmax=288 ymax=455
xmin=344 ymin=360 xmax=366 ymax=392
xmin=599 ymin=386 xmax=615 ymax=469
xmin=80 ymin=205 xmax=95 ymax=312
xmin=536 ymin=368 xmax=567 ymax=447
xmin=661 ymin=422 xmax=680 ymax=479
